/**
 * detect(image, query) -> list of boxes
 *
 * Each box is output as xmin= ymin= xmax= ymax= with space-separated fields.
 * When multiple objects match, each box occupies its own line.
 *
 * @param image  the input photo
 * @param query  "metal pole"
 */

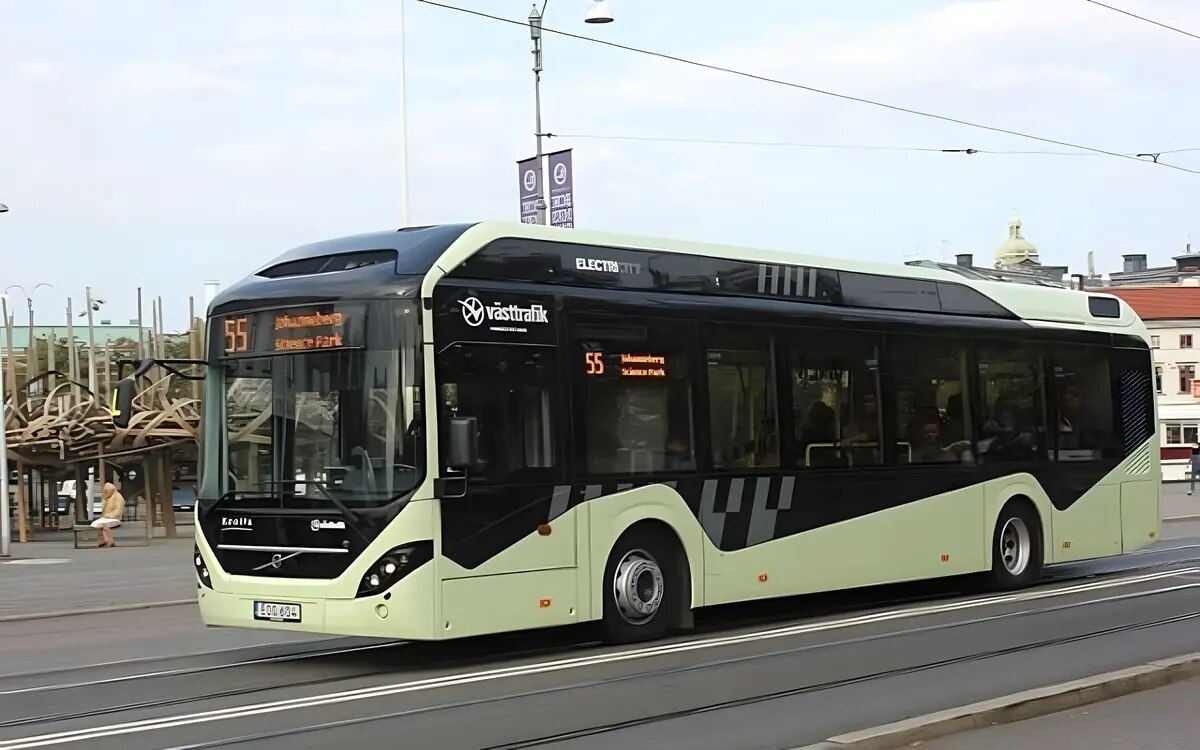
xmin=84 ymin=287 xmax=97 ymax=396
xmin=530 ymin=4 xmax=547 ymax=225
xmin=0 ymin=309 xmax=10 ymax=558
xmin=399 ymin=0 xmax=411 ymax=226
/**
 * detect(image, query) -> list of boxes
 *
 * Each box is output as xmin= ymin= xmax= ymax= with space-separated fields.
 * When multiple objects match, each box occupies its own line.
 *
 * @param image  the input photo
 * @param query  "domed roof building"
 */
xmin=995 ymin=213 xmax=1040 ymax=269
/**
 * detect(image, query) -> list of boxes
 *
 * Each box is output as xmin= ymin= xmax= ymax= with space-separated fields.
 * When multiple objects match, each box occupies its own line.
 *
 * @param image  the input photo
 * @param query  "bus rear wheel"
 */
xmin=984 ymin=501 xmax=1043 ymax=590
xmin=600 ymin=526 xmax=687 ymax=644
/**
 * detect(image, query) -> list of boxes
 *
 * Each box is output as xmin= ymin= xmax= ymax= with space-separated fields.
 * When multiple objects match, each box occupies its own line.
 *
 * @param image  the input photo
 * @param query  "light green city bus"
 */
xmin=114 ymin=221 xmax=1162 ymax=644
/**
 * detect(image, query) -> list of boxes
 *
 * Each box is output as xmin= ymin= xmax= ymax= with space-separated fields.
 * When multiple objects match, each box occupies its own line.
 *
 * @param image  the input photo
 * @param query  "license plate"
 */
xmin=253 ymin=601 xmax=301 ymax=622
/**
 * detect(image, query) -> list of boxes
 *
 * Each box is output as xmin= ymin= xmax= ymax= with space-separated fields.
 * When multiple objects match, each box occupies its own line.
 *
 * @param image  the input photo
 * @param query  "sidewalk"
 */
xmin=1162 ymin=481 xmax=1200 ymax=521
xmin=0 ymin=537 xmax=196 ymax=621
xmin=920 ymin=677 xmax=1200 ymax=750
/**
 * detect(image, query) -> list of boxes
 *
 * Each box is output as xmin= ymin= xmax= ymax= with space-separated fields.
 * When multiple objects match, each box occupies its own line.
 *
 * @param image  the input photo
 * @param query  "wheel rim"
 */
xmin=999 ymin=517 xmax=1031 ymax=576
xmin=612 ymin=548 xmax=665 ymax=625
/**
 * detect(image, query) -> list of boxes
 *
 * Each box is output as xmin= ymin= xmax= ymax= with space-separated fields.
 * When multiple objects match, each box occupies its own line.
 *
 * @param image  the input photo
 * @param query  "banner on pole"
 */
xmin=546 ymin=149 xmax=575 ymax=228
xmin=516 ymin=156 xmax=540 ymax=224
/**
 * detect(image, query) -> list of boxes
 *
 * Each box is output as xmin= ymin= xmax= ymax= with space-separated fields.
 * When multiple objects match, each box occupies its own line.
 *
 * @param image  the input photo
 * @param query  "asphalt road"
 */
xmin=1 ymin=536 xmax=1197 ymax=750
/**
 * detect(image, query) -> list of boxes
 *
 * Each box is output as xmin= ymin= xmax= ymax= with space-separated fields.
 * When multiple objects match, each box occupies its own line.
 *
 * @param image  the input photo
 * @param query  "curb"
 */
xmin=0 ymin=599 xmax=195 ymax=623
xmin=790 ymin=652 xmax=1200 ymax=750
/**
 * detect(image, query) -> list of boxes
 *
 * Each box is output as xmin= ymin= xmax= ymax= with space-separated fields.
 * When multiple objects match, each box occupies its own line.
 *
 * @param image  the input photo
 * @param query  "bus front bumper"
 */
xmin=196 ymin=562 xmax=439 ymax=640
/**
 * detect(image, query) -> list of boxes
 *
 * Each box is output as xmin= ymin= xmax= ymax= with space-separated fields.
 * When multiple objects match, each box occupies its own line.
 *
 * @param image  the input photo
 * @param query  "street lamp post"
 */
xmin=0 ymin=204 xmax=10 ymax=557
xmin=527 ymin=1 xmax=613 ymax=225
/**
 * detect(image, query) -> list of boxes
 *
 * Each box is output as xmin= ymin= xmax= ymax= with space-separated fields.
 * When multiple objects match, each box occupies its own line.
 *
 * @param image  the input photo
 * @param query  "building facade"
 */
xmin=1105 ymin=286 xmax=1200 ymax=481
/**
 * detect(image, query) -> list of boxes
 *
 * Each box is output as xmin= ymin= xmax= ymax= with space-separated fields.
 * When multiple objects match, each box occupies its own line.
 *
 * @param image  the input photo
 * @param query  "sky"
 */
xmin=2 ymin=0 xmax=1199 ymax=330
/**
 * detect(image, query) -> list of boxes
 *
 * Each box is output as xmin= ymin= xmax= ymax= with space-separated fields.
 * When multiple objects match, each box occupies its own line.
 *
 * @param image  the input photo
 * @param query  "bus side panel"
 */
xmin=1121 ymin=479 xmax=1161 ymax=553
xmin=703 ymin=485 xmax=987 ymax=606
xmin=585 ymin=485 xmax=708 ymax=617
xmin=441 ymin=568 xmax=580 ymax=639
xmin=1048 ymin=481 xmax=1122 ymax=563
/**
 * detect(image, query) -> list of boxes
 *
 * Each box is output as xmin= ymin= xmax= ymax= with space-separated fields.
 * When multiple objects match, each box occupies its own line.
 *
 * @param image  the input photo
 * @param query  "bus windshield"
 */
xmin=208 ymin=300 xmax=422 ymax=509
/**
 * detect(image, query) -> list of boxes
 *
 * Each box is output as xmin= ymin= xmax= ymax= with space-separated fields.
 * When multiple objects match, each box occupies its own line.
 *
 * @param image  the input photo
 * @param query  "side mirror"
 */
xmin=110 ymin=377 xmax=137 ymax=429
xmin=446 ymin=417 xmax=479 ymax=470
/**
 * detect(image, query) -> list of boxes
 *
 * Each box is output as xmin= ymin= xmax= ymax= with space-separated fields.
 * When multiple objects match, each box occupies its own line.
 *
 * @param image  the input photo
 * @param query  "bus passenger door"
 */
xmin=432 ymin=307 xmax=575 ymax=581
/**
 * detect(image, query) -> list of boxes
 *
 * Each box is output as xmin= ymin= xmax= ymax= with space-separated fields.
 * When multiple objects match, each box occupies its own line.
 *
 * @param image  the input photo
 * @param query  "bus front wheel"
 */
xmin=599 ymin=525 xmax=688 ymax=644
xmin=984 ymin=501 xmax=1044 ymax=590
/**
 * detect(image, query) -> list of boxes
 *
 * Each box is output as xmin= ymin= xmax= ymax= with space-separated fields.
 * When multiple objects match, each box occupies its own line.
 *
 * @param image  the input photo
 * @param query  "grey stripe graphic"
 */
xmin=783 ymin=266 xmax=793 ymax=296
xmin=778 ymin=476 xmax=795 ymax=511
xmin=616 ymin=483 xmax=633 ymax=491
xmin=726 ymin=478 xmax=745 ymax=513
xmin=584 ymin=485 xmax=603 ymax=501
xmin=699 ymin=480 xmax=723 ymax=546
xmin=547 ymin=485 xmax=571 ymax=521
xmin=746 ymin=478 xmax=776 ymax=546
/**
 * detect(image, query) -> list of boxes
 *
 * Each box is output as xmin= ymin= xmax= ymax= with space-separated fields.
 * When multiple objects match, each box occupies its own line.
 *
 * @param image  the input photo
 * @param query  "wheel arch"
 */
xmin=984 ymin=478 xmax=1053 ymax=564
xmin=587 ymin=488 xmax=706 ymax=621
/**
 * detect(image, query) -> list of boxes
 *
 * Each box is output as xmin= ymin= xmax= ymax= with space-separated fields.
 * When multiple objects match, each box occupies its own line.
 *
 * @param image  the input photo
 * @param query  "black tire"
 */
xmin=599 ymin=526 xmax=688 ymax=644
xmin=984 ymin=501 xmax=1044 ymax=590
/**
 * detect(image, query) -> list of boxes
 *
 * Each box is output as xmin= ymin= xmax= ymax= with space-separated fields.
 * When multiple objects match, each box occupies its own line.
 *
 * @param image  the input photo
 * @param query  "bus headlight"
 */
xmin=356 ymin=541 xmax=433 ymax=597
xmin=194 ymin=545 xmax=213 ymax=589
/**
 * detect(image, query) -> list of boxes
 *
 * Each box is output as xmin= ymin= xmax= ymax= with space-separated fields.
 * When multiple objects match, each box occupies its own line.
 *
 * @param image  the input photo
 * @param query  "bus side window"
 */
xmin=1048 ymin=346 xmax=1117 ymax=461
xmin=890 ymin=335 xmax=973 ymax=466
xmin=789 ymin=330 xmax=882 ymax=469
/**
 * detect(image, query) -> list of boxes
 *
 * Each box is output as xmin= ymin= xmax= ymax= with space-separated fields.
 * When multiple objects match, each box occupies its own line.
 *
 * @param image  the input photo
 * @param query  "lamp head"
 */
xmin=584 ymin=0 xmax=614 ymax=23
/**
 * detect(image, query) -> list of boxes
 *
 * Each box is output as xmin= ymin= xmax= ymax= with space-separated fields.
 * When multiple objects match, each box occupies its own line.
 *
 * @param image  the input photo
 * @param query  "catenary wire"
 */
xmin=414 ymin=0 xmax=1200 ymax=175
xmin=543 ymin=132 xmax=1107 ymax=156
xmin=1084 ymin=0 xmax=1200 ymax=41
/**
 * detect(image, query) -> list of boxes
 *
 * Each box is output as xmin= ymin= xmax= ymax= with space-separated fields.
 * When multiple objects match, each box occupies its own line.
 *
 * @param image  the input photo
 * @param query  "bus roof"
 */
xmin=214 ymin=221 xmax=1144 ymax=337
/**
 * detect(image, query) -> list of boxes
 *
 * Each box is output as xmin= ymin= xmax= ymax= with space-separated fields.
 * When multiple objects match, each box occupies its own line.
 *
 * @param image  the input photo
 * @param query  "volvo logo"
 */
xmin=310 ymin=519 xmax=346 ymax=531
xmin=270 ymin=554 xmax=283 ymax=569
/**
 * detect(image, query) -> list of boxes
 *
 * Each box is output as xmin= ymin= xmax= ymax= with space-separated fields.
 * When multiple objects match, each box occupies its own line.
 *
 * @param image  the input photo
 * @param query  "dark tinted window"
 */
xmin=1049 ymin=347 xmax=1116 ymax=461
xmin=436 ymin=344 xmax=557 ymax=483
xmin=1087 ymin=296 xmax=1121 ymax=319
xmin=789 ymin=330 xmax=882 ymax=468
xmin=976 ymin=345 xmax=1047 ymax=463
xmin=840 ymin=273 xmax=941 ymax=312
xmin=706 ymin=327 xmax=778 ymax=469
xmin=891 ymin=336 xmax=972 ymax=465
xmin=573 ymin=317 xmax=697 ymax=475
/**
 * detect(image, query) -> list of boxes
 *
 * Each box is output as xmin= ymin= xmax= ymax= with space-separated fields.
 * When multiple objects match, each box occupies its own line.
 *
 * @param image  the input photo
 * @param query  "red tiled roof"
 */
xmin=1105 ymin=286 xmax=1200 ymax=320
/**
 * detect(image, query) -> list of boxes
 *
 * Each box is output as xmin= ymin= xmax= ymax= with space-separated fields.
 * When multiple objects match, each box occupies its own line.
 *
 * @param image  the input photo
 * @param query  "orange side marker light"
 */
xmin=539 ymin=598 xmax=552 ymax=608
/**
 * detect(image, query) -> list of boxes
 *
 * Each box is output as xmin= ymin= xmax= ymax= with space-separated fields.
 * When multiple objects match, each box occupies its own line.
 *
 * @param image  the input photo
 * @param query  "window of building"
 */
xmin=1155 ymin=365 xmax=1163 ymax=394
xmin=789 ymin=330 xmax=882 ymax=468
xmin=436 ymin=344 xmax=557 ymax=484
xmin=1151 ymin=335 xmax=1160 ymax=349
xmin=891 ymin=336 xmax=971 ymax=465
xmin=976 ymin=345 xmax=1047 ymax=463
xmin=706 ymin=328 xmax=778 ymax=469
xmin=1181 ymin=334 xmax=1193 ymax=349
xmin=1049 ymin=347 xmax=1116 ymax=461
xmin=1180 ymin=364 xmax=1196 ymax=395
xmin=573 ymin=317 xmax=696 ymax=475
xmin=1165 ymin=423 xmax=1199 ymax=445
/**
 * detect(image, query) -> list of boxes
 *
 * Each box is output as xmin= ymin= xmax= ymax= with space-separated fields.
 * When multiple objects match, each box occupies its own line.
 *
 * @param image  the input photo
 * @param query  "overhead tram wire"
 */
xmin=415 ymin=0 xmax=1200 ymax=175
xmin=543 ymin=132 xmax=1109 ymax=156
xmin=1084 ymin=0 xmax=1200 ymax=42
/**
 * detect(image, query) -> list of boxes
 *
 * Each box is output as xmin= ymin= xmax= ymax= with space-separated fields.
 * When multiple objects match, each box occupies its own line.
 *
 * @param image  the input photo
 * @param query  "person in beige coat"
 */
xmin=90 ymin=483 xmax=125 ymax=548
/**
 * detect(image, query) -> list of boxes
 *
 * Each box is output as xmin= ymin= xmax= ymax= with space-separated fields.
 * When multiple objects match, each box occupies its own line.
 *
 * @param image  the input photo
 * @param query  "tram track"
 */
xmin=1 ymin=568 xmax=1195 ymax=749
xmin=147 ymin=582 xmax=1200 ymax=750
xmin=2 ymin=547 xmax=1197 ymax=734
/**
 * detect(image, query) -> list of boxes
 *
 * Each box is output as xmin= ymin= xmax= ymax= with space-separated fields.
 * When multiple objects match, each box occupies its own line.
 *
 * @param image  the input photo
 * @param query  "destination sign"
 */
xmin=220 ymin=305 xmax=360 ymax=357
xmin=583 ymin=350 xmax=668 ymax=379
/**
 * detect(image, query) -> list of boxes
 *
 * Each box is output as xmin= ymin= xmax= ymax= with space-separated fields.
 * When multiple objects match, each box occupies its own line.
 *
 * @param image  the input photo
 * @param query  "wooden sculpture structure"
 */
xmin=2 ymin=294 xmax=204 ymax=543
